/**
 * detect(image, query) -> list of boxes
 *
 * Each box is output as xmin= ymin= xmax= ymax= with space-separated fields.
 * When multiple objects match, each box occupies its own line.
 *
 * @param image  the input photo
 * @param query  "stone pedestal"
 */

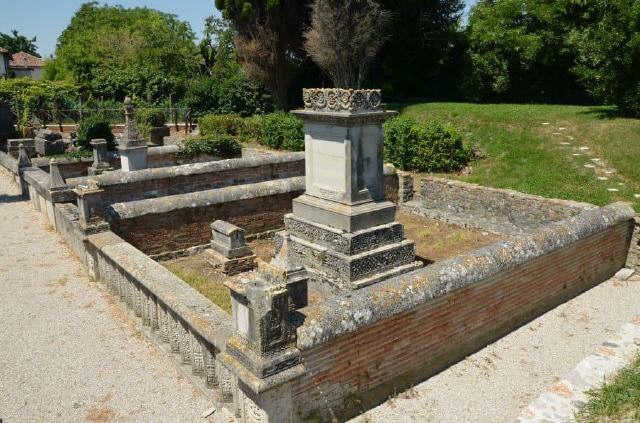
xmin=286 ymin=89 xmax=422 ymax=292
xmin=206 ymin=220 xmax=256 ymax=276
xmin=117 ymin=97 xmax=148 ymax=172
xmin=219 ymin=268 xmax=307 ymax=423
xmin=88 ymin=138 xmax=114 ymax=176
xmin=73 ymin=180 xmax=109 ymax=234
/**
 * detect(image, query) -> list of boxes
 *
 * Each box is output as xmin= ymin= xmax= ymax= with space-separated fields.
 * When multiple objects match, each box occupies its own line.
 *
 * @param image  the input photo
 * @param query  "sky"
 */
xmin=0 ymin=0 xmax=478 ymax=58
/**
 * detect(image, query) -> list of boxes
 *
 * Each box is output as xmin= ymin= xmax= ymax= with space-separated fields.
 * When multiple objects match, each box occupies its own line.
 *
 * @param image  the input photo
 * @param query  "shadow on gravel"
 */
xmin=0 ymin=193 xmax=25 ymax=204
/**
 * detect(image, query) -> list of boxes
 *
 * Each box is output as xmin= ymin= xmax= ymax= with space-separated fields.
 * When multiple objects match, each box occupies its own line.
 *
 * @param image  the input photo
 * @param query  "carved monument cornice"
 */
xmin=302 ymin=88 xmax=382 ymax=113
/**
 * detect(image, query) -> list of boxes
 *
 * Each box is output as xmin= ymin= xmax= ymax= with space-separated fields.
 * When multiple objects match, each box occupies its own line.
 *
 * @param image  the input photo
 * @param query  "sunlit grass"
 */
xmin=392 ymin=103 xmax=640 ymax=211
xmin=576 ymin=354 xmax=640 ymax=422
xmin=164 ymin=263 xmax=232 ymax=314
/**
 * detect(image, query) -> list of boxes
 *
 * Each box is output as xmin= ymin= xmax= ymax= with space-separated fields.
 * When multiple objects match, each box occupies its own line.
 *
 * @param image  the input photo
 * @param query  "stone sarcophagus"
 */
xmin=286 ymin=89 xmax=422 ymax=292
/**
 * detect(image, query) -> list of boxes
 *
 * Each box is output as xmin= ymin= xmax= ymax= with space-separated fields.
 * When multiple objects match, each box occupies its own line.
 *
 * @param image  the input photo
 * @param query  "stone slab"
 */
xmin=292 ymin=194 xmax=396 ymax=232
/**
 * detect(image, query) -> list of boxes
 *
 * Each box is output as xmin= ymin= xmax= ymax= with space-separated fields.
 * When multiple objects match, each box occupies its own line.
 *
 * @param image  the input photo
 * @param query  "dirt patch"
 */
xmin=397 ymin=210 xmax=502 ymax=263
xmin=85 ymin=406 xmax=116 ymax=423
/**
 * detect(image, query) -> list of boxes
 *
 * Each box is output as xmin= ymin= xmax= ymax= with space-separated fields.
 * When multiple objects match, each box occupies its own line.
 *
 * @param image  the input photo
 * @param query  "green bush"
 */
xmin=178 ymin=134 xmax=241 ymax=159
xmin=75 ymin=115 xmax=115 ymax=151
xmin=137 ymin=109 xmax=167 ymax=128
xmin=384 ymin=116 xmax=471 ymax=172
xmin=258 ymin=112 xmax=304 ymax=151
xmin=137 ymin=109 xmax=167 ymax=138
xmin=198 ymin=114 xmax=244 ymax=137
xmin=239 ymin=115 xmax=265 ymax=142
xmin=183 ymin=74 xmax=275 ymax=118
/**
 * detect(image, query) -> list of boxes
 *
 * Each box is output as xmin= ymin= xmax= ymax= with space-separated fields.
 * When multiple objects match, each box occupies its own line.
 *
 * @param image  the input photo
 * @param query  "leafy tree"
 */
xmin=376 ymin=0 xmax=466 ymax=99
xmin=49 ymin=2 xmax=199 ymax=103
xmin=183 ymin=17 xmax=274 ymax=117
xmin=215 ymin=0 xmax=310 ymax=109
xmin=0 ymin=30 xmax=39 ymax=56
xmin=464 ymin=0 xmax=590 ymax=103
xmin=304 ymin=0 xmax=390 ymax=88
xmin=569 ymin=0 xmax=640 ymax=115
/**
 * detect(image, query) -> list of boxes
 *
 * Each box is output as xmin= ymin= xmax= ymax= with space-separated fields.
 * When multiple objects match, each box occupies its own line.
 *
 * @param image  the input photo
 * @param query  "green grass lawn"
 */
xmin=393 ymin=103 xmax=640 ymax=211
xmin=576 ymin=354 xmax=640 ymax=422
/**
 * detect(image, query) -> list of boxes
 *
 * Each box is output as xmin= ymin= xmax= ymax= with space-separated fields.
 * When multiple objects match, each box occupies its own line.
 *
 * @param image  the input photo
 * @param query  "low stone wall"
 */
xmin=65 ymin=152 xmax=306 ymax=205
xmin=107 ymin=177 xmax=305 ymax=255
xmin=51 ymin=202 xmax=239 ymax=415
xmin=30 ymin=145 xmax=222 ymax=179
xmin=412 ymin=177 xmax=596 ymax=235
xmin=292 ymin=203 xmax=635 ymax=421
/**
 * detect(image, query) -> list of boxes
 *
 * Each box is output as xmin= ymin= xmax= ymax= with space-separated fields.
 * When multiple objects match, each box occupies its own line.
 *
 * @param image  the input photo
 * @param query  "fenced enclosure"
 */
xmin=10 ymin=104 xmax=194 ymax=134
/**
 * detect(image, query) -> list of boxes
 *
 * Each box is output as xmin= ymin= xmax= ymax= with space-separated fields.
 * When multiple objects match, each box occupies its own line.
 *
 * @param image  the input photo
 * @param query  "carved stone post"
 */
xmin=88 ymin=138 xmax=113 ymax=175
xmin=49 ymin=158 xmax=66 ymax=190
xmin=117 ymin=97 xmax=148 ymax=172
xmin=73 ymin=180 xmax=109 ymax=234
xmin=220 ymin=268 xmax=307 ymax=423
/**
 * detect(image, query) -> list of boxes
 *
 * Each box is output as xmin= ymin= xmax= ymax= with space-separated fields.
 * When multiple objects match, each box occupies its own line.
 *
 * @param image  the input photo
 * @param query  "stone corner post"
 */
xmin=219 ymin=266 xmax=309 ymax=423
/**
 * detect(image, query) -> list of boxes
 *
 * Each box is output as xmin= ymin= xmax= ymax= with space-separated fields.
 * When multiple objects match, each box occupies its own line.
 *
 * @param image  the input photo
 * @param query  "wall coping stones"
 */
xmin=0 ymin=150 xmax=19 ymax=174
xmin=296 ymin=202 xmax=635 ymax=350
xmin=66 ymin=152 xmax=305 ymax=188
xmin=21 ymin=167 xmax=51 ymax=199
xmin=106 ymin=176 xmax=305 ymax=220
xmin=87 ymin=231 xmax=233 ymax=351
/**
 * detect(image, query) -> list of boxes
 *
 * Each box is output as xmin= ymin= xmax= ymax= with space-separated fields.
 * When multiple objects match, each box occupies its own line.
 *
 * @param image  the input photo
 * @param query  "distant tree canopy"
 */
xmin=0 ymin=30 xmax=40 ymax=56
xmin=47 ymin=2 xmax=200 ymax=103
xmin=569 ymin=0 xmax=640 ymax=116
xmin=215 ymin=0 xmax=309 ymax=109
xmin=464 ymin=0 xmax=590 ymax=104
xmin=376 ymin=0 xmax=466 ymax=100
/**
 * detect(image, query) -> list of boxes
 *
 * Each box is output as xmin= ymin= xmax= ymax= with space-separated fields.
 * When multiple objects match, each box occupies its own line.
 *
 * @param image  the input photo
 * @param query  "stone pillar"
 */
xmin=206 ymin=220 xmax=256 ymax=275
xmin=117 ymin=97 xmax=148 ymax=172
xmin=73 ymin=180 xmax=109 ymax=234
xmin=220 ymin=270 xmax=306 ymax=423
xmin=49 ymin=158 xmax=66 ymax=189
xmin=88 ymin=138 xmax=113 ymax=176
xmin=285 ymin=89 xmax=422 ymax=292
xmin=17 ymin=143 xmax=31 ymax=168
xmin=16 ymin=143 xmax=32 ymax=195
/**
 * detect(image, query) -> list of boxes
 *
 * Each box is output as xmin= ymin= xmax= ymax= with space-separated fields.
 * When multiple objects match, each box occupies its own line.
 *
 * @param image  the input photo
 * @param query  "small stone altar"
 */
xmin=285 ymin=88 xmax=422 ymax=292
xmin=206 ymin=220 xmax=257 ymax=275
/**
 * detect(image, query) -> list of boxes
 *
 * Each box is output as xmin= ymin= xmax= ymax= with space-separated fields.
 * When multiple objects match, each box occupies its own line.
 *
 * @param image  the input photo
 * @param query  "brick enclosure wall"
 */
xmin=110 ymin=191 xmax=302 ymax=255
xmin=292 ymin=221 xmax=632 ymax=421
xmin=95 ymin=159 xmax=304 ymax=204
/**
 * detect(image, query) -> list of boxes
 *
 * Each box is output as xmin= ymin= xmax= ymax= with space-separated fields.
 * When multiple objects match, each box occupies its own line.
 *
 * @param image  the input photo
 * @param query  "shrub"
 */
xmin=198 ymin=114 xmax=244 ymax=137
xmin=75 ymin=115 xmax=115 ymax=151
xmin=183 ymin=74 xmax=275 ymax=118
xmin=258 ymin=112 xmax=304 ymax=151
xmin=178 ymin=134 xmax=241 ymax=159
xmin=137 ymin=109 xmax=167 ymax=128
xmin=239 ymin=114 xmax=266 ymax=142
xmin=137 ymin=109 xmax=167 ymax=138
xmin=384 ymin=116 xmax=471 ymax=172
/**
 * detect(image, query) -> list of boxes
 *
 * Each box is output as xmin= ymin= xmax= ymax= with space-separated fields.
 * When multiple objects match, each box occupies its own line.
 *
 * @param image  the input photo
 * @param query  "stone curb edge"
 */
xmin=515 ymin=287 xmax=640 ymax=423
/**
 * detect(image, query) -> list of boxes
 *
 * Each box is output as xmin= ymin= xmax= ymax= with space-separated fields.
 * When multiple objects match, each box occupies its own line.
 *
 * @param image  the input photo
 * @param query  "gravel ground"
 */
xmin=350 ymin=273 xmax=640 ymax=423
xmin=0 ymin=174 xmax=212 ymax=422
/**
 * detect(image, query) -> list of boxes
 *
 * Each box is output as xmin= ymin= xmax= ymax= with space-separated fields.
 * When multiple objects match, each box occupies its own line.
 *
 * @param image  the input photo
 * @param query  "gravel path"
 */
xmin=0 ymin=174 xmax=211 ymax=422
xmin=350 ymin=272 xmax=640 ymax=423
